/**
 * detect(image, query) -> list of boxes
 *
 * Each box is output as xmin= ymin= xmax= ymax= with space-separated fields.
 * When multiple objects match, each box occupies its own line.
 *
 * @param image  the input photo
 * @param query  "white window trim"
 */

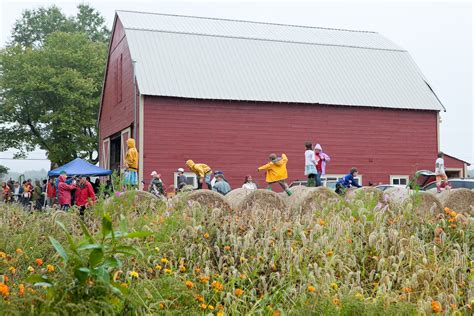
xmin=325 ymin=174 xmax=363 ymax=186
xmin=102 ymin=138 xmax=110 ymax=169
xmin=173 ymin=172 xmax=197 ymax=189
xmin=390 ymin=175 xmax=409 ymax=186
xmin=445 ymin=168 xmax=463 ymax=178
xmin=120 ymin=127 xmax=131 ymax=173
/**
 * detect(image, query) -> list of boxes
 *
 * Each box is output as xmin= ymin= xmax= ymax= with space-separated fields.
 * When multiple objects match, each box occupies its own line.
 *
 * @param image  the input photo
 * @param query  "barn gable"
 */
xmin=113 ymin=10 xmax=444 ymax=111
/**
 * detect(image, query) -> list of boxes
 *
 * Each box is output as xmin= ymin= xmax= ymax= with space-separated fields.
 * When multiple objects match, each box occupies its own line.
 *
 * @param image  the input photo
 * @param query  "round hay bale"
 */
xmin=408 ymin=191 xmax=443 ymax=216
xmin=438 ymin=188 xmax=474 ymax=216
xmin=185 ymin=190 xmax=231 ymax=211
xmin=298 ymin=187 xmax=340 ymax=213
xmin=345 ymin=187 xmax=384 ymax=204
xmin=180 ymin=185 xmax=194 ymax=192
xmin=238 ymin=189 xmax=287 ymax=213
xmin=289 ymin=185 xmax=309 ymax=195
xmin=225 ymin=188 xmax=253 ymax=211
xmin=384 ymin=187 xmax=410 ymax=204
xmin=287 ymin=186 xmax=313 ymax=207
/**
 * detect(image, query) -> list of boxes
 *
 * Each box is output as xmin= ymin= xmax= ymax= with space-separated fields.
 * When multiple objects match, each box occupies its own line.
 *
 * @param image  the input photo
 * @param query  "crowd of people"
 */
xmin=1 ymin=174 xmax=112 ymax=215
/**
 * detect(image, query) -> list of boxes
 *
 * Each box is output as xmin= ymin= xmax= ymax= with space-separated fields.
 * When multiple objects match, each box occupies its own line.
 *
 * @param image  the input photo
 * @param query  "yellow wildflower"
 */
xmin=179 ymin=265 xmax=186 ymax=272
xmin=129 ymin=271 xmax=139 ymax=278
xmin=16 ymin=248 xmax=23 ymax=255
xmin=155 ymin=264 xmax=162 ymax=271
xmin=46 ymin=264 xmax=55 ymax=272
xmin=27 ymin=266 xmax=35 ymax=273
xmin=164 ymin=268 xmax=172 ymax=274
xmin=8 ymin=267 xmax=16 ymax=274
xmin=208 ymin=305 xmax=215 ymax=310
xmin=200 ymin=276 xmax=209 ymax=284
xmin=194 ymin=294 xmax=204 ymax=302
xmin=121 ymin=283 xmax=129 ymax=288
xmin=355 ymin=292 xmax=364 ymax=300
xmin=212 ymin=281 xmax=224 ymax=291
xmin=330 ymin=282 xmax=338 ymax=290
xmin=319 ymin=219 xmax=326 ymax=226
xmin=160 ymin=258 xmax=169 ymax=264
xmin=18 ymin=284 xmax=25 ymax=297
xmin=203 ymin=233 xmax=209 ymax=239
xmin=200 ymin=303 xmax=207 ymax=310
xmin=217 ymin=312 xmax=224 ymax=316
xmin=185 ymin=281 xmax=194 ymax=289
xmin=0 ymin=252 xmax=6 ymax=259
xmin=307 ymin=285 xmax=316 ymax=293
xmin=326 ymin=251 xmax=334 ymax=257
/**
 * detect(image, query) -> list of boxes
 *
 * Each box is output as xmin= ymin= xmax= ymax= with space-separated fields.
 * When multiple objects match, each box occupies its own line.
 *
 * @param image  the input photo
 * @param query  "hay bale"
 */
xmin=295 ymin=187 xmax=340 ymax=213
xmin=289 ymin=185 xmax=309 ymax=195
xmin=287 ymin=186 xmax=313 ymax=207
xmin=384 ymin=187 xmax=411 ymax=204
xmin=180 ymin=185 xmax=194 ymax=192
xmin=238 ymin=189 xmax=287 ymax=213
xmin=225 ymin=188 xmax=253 ymax=211
xmin=438 ymin=188 xmax=474 ymax=216
xmin=345 ymin=187 xmax=384 ymax=204
xmin=182 ymin=190 xmax=231 ymax=211
xmin=409 ymin=191 xmax=443 ymax=216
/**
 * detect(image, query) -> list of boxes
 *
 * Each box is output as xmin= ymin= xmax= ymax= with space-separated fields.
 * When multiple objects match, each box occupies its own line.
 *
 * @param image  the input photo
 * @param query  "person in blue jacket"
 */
xmin=335 ymin=167 xmax=361 ymax=195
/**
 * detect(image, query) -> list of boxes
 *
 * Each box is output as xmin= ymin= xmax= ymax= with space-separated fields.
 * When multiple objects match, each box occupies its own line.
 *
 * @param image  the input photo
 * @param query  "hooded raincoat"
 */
xmin=186 ymin=160 xmax=212 ymax=177
xmin=258 ymin=154 xmax=289 ymax=183
xmin=125 ymin=138 xmax=138 ymax=171
xmin=58 ymin=175 xmax=76 ymax=206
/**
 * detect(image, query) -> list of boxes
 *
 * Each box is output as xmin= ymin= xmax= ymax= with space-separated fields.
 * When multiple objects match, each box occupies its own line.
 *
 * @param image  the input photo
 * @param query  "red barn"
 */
xmin=98 ymin=10 xmax=468 ymax=190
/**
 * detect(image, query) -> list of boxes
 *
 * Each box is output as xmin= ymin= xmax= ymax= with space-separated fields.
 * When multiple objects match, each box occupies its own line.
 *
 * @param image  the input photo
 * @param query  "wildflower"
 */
xmin=46 ymin=264 xmax=55 ymax=272
xmin=8 ymin=267 xmax=16 ymax=274
xmin=449 ymin=224 xmax=457 ymax=229
xmin=449 ymin=211 xmax=457 ymax=217
xmin=240 ymin=256 xmax=247 ymax=263
xmin=431 ymin=300 xmax=442 ymax=313
xmin=287 ymin=229 xmax=293 ymax=236
xmin=239 ymin=273 xmax=247 ymax=279
xmin=160 ymin=258 xmax=169 ymax=264
xmin=194 ymin=294 xmax=204 ymax=302
xmin=326 ymin=251 xmax=333 ymax=257
xmin=217 ymin=312 xmax=224 ymax=316
xmin=0 ymin=283 xmax=9 ymax=297
xmin=18 ymin=284 xmax=25 ymax=296
xmin=444 ymin=207 xmax=450 ymax=213
xmin=235 ymin=288 xmax=244 ymax=296
xmin=164 ymin=268 xmax=172 ymax=274
xmin=16 ymin=248 xmax=23 ymax=255
xmin=154 ymin=247 xmax=160 ymax=252
xmin=448 ymin=217 xmax=456 ymax=223
xmin=307 ymin=285 xmax=316 ymax=293
xmin=203 ymin=233 xmax=209 ymax=239
xmin=35 ymin=258 xmax=43 ymax=266
xmin=402 ymin=287 xmax=412 ymax=293
xmin=179 ymin=265 xmax=186 ymax=272
xmin=330 ymin=282 xmax=338 ymax=290
xmin=319 ymin=219 xmax=326 ymax=226
xmin=155 ymin=264 xmax=162 ymax=271
xmin=0 ymin=252 xmax=6 ymax=259
xmin=159 ymin=303 xmax=165 ymax=309
xmin=273 ymin=312 xmax=280 ymax=316
xmin=121 ymin=283 xmax=128 ymax=288
xmin=194 ymin=267 xmax=201 ymax=273
xmin=200 ymin=303 xmax=207 ymax=310
xmin=355 ymin=292 xmax=364 ymax=300
xmin=208 ymin=305 xmax=215 ymax=310
xmin=332 ymin=298 xmax=341 ymax=307
xmin=27 ymin=266 xmax=35 ymax=273
xmin=129 ymin=271 xmax=139 ymax=278
xmin=185 ymin=281 xmax=194 ymax=289
xmin=200 ymin=276 xmax=209 ymax=284
xmin=347 ymin=239 xmax=353 ymax=244
xmin=217 ymin=304 xmax=224 ymax=310
xmin=224 ymin=246 xmax=231 ymax=251
xmin=212 ymin=281 xmax=224 ymax=291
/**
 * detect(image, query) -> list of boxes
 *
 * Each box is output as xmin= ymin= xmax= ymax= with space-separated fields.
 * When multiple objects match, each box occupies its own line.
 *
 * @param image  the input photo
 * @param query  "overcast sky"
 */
xmin=1 ymin=0 xmax=472 ymax=172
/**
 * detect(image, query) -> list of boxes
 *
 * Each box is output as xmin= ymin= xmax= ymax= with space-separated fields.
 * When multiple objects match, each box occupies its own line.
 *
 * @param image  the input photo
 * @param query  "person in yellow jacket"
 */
xmin=124 ymin=138 xmax=139 ymax=187
xmin=258 ymin=153 xmax=292 ymax=196
xmin=186 ymin=160 xmax=212 ymax=189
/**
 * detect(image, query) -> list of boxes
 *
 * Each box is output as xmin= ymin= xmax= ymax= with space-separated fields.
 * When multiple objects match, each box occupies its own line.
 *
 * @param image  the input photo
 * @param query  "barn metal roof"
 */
xmin=116 ymin=10 xmax=445 ymax=111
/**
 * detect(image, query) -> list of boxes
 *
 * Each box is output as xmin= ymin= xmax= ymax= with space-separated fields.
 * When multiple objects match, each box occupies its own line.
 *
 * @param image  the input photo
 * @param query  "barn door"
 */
xmin=120 ymin=127 xmax=131 ymax=171
xmin=102 ymin=138 xmax=110 ymax=169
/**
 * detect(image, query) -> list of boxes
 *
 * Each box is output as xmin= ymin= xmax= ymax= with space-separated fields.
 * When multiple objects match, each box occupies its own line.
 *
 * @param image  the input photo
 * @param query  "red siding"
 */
xmin=443 ymin=154 xmax=467 ymax=173
xmin=143 ymin=97 xmax=439 ymax=189
xmin=99 ymin=18 xmax=135 ymax=143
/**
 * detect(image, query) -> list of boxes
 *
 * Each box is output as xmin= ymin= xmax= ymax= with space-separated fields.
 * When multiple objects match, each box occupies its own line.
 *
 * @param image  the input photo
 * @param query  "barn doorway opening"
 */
xmin=446 ymin=169 xmax=461 ymax=179
xmin=109 ymin=133 xmax=121 ymax=173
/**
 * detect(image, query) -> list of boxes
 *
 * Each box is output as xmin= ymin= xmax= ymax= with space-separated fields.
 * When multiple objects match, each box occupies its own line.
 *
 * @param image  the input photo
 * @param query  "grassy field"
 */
xmin=0 ymin=191 xmax=473 ymax=315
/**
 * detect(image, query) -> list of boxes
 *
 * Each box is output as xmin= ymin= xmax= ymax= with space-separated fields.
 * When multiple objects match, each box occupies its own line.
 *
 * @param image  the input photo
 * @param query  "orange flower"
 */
xmin=217 ymin=304 xmax=224 ymax=311
xmin=199 ymin=276 xmax=209 ymax=284
xmin=0 ymin=282 xmax=9 ymax=297
xmin=449 ymin=211 xmax=457 ymax=217
xmin=200 ymin=303 xmax=207 ymax=310
xmin=326 ymin=251 xmax=334 ymax=257
xmin=235 ymin=288 xmax=244 ymax=296
xmin=402 ymin=287 xmax=412 ymax=293
xmin=0 ymin=252 xmax=6 ymax=259
xmin=203 ymin=232 xmax=209 ymax=239
xmin=273 ymin=311 xmax=280 ymax=316
xmin=185 ymin=281 xmax=194 ymax=289
xmin=35 ymin=258 xmax=43 ymax=266
xmin=211 ymin=281 xmax=223 ymax=291
xmin=18 ymin=284 xmax=25 ymax=297
xmin=194 ymin=267 xmax=201 ymax=274
xmin=332 ymin=298 xmax=341 ymax=307
xmin=431 ymin=301 xmax=442 ymax=313
xmin=319 ymin=219 xmax=326 ymax=226
xmin=3 ymin=276 xmax=8 ymax=283
xmin=194 ymin=294 xmax=204 ymax=302
xmin=224 ymin=246 xmax=231 ymax=251
xmin=347 ymin=239 xmax=353 ymax=244
xmin=444 ymin=207 xmax=450 ymax=213
xmin=307 ymin=285 xmax=316 ymax=293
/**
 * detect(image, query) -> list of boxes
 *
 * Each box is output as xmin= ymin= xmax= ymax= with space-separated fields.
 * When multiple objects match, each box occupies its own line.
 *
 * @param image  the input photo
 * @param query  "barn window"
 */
xmin=390 ymin=175 xmax=409 ymax=186
xmin=173 ymin=172 xmax=197 ymax=189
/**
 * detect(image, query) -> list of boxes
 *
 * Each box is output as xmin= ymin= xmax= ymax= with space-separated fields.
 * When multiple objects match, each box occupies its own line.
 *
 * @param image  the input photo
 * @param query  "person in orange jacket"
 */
xmin=258 ymin=153 xmax=292 ymax=196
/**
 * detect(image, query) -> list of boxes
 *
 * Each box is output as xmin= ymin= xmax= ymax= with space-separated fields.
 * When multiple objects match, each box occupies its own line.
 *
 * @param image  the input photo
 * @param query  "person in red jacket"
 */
xmin=57 ymin=172 xmax=76 ymax=211
xmin=75 ymin=176 xmax=96 ymax=216
xmin=46 ymin=178 xmax=57 ymax=207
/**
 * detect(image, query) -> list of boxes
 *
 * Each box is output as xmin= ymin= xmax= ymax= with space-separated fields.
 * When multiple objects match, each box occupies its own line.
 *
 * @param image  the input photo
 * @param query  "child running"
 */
xmin=335 ymin=167 xmax=362 ymax=195
xmin=258 ymin=153 xmax=292 ymax=196
xmin=186 ymin=160 xmax=212 ymax=189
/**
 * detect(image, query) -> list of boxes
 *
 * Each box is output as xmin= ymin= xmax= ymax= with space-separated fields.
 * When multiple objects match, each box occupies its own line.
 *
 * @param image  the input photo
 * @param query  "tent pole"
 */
xmin=43 ymin=176 xmax=49 ymax=209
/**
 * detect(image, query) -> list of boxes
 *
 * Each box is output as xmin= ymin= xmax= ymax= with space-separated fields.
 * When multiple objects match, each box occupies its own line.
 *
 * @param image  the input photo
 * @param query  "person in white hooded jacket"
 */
xmin=314 ymin=143 xmax=331 ymax=187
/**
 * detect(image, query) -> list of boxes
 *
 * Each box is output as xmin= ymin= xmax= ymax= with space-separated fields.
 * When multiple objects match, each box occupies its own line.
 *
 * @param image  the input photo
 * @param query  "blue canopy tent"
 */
xmin=48 ymin=158 xmax=112 ymax=177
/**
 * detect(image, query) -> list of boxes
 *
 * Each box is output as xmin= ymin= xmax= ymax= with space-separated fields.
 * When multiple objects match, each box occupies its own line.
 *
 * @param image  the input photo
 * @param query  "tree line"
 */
xmin=0 ymin=5 xmax=110 ymax=166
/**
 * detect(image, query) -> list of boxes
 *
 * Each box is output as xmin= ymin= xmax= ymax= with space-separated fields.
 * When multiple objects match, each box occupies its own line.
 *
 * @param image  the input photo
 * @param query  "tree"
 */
xmin=0 ymin=165 xmax=9 ymax=179
xmin=0 ymin=5 xmax=109 ymax=165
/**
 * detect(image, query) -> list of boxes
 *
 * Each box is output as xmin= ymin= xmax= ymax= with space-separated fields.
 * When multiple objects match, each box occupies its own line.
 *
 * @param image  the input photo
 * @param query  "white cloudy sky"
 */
xmin=0 ymin=0 xmax=473 ymax=172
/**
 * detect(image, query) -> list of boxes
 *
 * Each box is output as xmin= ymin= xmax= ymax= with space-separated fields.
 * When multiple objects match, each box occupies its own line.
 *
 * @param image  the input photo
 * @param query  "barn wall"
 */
xmin=142 ymin=97 xmax=439 ymax=189
xmin=99 ymin=18 xmax=135 ymax=151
